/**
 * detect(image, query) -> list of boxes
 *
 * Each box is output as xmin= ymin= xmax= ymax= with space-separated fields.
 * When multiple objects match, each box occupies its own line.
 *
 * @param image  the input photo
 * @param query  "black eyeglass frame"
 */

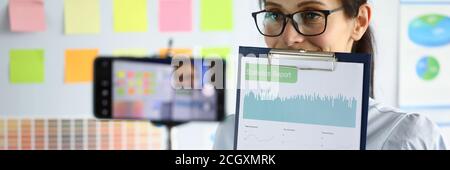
xmin=251 ymin=7 xmax=344 ymax=37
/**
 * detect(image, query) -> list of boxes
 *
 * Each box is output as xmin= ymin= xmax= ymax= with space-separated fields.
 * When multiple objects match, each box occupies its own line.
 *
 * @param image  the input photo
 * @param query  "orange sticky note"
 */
xmin=9 ymin=0 xmax=46 ymax=32
xmin=65 ymin=49 xmax=98 ymax=83
xmin=159 ymin=48 xmax=192 ymax=58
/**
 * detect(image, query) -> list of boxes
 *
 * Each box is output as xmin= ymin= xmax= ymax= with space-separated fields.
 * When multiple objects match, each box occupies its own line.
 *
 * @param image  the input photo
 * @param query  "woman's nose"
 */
xmin=281 ymin=21 xmax=306 ymax=48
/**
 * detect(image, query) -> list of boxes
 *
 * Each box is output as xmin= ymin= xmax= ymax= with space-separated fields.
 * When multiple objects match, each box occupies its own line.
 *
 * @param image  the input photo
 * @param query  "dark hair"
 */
xmin=259 ymin=0 xmax=375 ymax=98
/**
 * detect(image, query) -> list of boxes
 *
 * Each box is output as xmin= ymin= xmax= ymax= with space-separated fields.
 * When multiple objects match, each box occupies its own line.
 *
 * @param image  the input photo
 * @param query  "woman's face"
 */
xmin=263 ymin=0 xmax=358 ymax=53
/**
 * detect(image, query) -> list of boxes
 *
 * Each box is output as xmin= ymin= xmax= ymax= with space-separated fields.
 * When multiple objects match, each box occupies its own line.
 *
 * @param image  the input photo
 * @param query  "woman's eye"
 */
xmin=301 ymin=12 xmax=322 ymax=21
xmin=265 ymin=12 xmax=282 ymax=21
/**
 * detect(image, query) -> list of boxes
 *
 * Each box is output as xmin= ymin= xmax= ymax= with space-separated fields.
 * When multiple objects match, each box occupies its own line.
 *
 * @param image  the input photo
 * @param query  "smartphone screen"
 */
xmin=94 ymin=57 xmax=225 ymax=122
xmin=112 ymin=60 xmax=173 ymax=120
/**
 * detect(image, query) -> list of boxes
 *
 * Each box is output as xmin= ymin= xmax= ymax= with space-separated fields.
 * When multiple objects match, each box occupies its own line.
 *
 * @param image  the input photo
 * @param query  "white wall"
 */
xmin=371 ymin=0 xmax=401 ymax=107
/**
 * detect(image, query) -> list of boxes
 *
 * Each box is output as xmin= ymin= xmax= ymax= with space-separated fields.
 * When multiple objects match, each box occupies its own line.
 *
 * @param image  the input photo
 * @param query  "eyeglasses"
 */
xmin=252 ymin=7 xmax=344 ymax=37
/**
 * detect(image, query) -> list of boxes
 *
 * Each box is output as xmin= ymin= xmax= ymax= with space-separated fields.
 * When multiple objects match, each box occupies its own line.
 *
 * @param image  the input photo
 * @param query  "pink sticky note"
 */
xmin=159 ymin=0 xmax=192 ymax=32
xmin=9 ymin=0 xmax=46 ymax=32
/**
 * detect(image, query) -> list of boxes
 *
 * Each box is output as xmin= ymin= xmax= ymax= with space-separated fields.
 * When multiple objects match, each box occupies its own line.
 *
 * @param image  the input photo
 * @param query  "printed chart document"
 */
xmin=235 ymin=47 xmax=370 ymax=150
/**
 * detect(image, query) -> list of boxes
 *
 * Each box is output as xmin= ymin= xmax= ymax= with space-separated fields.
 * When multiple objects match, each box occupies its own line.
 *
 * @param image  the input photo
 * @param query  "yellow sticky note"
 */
xmin=64 ymin=0 xmax=100 ymax=34
xmin=9 ymin=49 xmax=45 ymax=84
xmin=65 ymin=49 xmax=98 ymax=83
xmin=113 ymin=0 xmax=148 ymax=32
xmin=113 ymin=49 xmax=148 ymax=57
xmin=201 ymin=0 xmax=233 ymax=31
xmin=159 ymin=48 xmax=193 ymax=58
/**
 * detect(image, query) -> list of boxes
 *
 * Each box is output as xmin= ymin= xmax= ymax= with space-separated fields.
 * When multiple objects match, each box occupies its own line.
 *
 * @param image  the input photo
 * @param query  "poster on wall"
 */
xmin=399 ymin=0 xmax=450 ymax=109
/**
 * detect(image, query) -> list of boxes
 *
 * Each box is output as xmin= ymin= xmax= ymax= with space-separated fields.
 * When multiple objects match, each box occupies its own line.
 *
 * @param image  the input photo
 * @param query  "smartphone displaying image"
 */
xmin=93 ymin=57 xmax=225 ymax=123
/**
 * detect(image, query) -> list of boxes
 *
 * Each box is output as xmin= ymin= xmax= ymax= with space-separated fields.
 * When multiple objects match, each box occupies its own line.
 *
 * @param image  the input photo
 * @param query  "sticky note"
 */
xmin=202 ymin=47 xmax=233 ymax=80
xmin=113 ymin=49 xmax=148 ymax=57
xmin=113 ymin=0 xmax=148 ymax=32
xmin=159 ymin=48 xmax=192 ymax=58
xmin=65 ymin=49 xmax=98 ymax=83
xmin=200 ymin=0 xmax=233 ymax=31
xmin=9 ymin=0 xmax=46 ymax=32
xmin=201 ymin=47 xmax=231 ymax=60
xmin=159 ymin=0 xmax=192 ymax=32
xmin=64 ymin=0 xmax=101 ymax=34
xmin=9 ymin=49 xmax=45 ymax=84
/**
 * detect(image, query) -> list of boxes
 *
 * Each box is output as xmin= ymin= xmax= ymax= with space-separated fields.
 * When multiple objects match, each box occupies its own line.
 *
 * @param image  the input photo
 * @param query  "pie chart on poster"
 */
xmin=409 ymin=14 xmax=450 ymax=47
xmin=416 ymin=56 xmax=440 ymax=81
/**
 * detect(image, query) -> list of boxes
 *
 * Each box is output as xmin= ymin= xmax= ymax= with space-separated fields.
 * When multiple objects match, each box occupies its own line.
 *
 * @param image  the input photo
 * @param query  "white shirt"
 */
xmin=213 ymin=98 xmax=447 ymax=150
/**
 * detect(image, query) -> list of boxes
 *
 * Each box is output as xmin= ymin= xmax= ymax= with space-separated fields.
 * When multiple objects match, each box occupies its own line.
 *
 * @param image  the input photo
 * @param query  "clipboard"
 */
xmin=234 ymin=46 xmax=371 ymax=150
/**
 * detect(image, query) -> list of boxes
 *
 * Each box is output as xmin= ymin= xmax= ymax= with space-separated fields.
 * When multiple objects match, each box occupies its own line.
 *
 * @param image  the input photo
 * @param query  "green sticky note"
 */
xmin=202 ymin=47 xmax=233 ymax=80
xmin=201 ymin=0 xmax=233 ymax=31
xmin=64 ymin=0 xmax=101 ymax=34
xmin=10 ymin=49 xmax=45 ymax=84
xmin=113 ymin=0 xmax=148 ymax=32
xmin=201 ymin=47 xmax=231 ymax=60
xmin=113 ymin=48 xmax=148 ymax=57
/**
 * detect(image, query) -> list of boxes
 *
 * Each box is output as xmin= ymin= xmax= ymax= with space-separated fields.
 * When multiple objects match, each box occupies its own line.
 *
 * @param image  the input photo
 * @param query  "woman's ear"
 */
xmin=352 ymin=4 xmax=371 ymax=41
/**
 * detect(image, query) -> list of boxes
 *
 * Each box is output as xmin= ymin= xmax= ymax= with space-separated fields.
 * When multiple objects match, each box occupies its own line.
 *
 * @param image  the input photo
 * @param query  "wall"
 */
xmin=0 ymin=0 xmax=264 ymax=150
xmin=1 ymin=0 xmax=449 ymax=149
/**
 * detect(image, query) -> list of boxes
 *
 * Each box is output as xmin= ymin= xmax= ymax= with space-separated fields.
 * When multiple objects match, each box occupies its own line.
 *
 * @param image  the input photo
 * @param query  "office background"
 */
xmin=0 ymin=0 xmax=450 ymax=149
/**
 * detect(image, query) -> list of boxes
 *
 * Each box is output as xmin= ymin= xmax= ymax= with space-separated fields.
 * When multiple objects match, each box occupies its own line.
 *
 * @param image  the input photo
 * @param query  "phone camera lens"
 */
xmin=102 ymin=90 xmax=109 ymax=96
xmin=101 ymin=109 xmax=108 ymax=116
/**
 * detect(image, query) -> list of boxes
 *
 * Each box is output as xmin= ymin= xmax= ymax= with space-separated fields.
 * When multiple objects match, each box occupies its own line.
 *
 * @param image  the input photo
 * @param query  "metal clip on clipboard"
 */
xmin=268 ymin=49 xmax=337 ymax=71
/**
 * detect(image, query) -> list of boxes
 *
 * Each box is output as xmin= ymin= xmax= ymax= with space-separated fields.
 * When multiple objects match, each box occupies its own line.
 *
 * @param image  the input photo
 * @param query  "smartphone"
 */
xmin=93 ymin=57 xmax=225 ymax=123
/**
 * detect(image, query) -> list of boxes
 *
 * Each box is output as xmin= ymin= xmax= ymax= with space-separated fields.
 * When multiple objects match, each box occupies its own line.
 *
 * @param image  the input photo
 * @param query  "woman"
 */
xmin=214 ymin=0 xmax=447 ymax=150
